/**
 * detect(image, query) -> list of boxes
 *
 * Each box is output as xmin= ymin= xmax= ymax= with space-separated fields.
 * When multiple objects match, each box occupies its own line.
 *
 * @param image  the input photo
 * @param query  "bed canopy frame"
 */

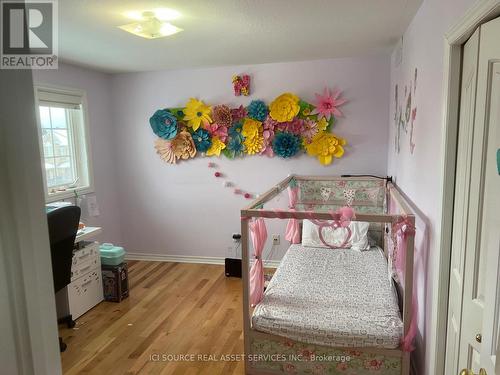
xmin=240 ymin=175 xmax=416 ymax=375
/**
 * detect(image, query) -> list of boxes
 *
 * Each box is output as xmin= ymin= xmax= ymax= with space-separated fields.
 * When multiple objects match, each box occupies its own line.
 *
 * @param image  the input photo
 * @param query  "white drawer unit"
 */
xmin=71 ymin=242 xmax=100 ymax=281
xmin=56 ymin=240 xmax=104 ymax=320
xmin=67 ymin=268 xmax=103 ymax=319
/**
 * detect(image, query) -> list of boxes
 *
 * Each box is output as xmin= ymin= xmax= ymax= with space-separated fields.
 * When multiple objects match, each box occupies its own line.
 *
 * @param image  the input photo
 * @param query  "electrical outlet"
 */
xmin=272 ymin=234 xmax=280 ymax=245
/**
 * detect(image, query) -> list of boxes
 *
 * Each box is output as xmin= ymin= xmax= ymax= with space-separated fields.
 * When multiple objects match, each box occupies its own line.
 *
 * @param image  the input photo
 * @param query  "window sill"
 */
xmin=45 ymin=185 xmax=94 ymax=203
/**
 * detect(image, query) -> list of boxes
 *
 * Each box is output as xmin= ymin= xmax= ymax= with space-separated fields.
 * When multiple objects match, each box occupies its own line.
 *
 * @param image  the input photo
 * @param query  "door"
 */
xmin=446 ymin=16 xmax=500 ymax=375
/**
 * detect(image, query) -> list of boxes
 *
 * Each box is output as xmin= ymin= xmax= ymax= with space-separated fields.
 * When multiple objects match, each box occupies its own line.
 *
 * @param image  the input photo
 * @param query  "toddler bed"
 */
xmin=240 ymin=175 xmax=415 ymax=375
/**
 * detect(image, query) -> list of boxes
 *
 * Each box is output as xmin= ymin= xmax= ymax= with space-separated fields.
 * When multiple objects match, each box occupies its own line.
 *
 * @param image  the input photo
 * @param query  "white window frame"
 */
xmin=34 ymin=84 xmax=94 ymax=202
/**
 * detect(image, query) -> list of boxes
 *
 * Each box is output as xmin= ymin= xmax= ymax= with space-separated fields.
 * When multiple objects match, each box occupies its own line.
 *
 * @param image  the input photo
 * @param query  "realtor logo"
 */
xmin=1 ymin=0 xmax=58 ymax=69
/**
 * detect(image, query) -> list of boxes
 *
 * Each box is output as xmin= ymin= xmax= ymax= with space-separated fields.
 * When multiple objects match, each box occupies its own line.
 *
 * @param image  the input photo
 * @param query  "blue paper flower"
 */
xmin=149 ymin=109 xmax=178 ymax=140
xmin=247 ymin=100 xmax=268 ymax=122
xmin=272 ymin=132 xmax=301 ymax=158
xmin=227 ymin=135 xmax=245 ymax=157
xmin=192 ymin=128 xmax=212 ymax=152
xmin=229 ymin=121 xmax=245 ymax=139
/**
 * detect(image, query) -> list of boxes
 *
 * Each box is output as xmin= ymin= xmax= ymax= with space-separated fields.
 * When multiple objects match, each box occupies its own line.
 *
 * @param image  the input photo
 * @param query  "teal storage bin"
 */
xmin=99 ymin=243 xmax=125 ymax=266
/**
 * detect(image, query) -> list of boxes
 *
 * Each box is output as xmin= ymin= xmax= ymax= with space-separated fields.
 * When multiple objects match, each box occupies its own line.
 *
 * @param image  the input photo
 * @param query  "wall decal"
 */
xmin=149 ymin=89 xmax=348 ymax=166
xmin=232 ymin=74 xmax=250 ymax=96
xmin=393 ymin=68 xmax=418 ymax=155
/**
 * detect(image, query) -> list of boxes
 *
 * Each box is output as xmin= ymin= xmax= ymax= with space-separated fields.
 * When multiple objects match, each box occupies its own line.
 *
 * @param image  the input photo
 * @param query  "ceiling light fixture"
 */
xmin=119 ymin=9 xmax=182 ymax=39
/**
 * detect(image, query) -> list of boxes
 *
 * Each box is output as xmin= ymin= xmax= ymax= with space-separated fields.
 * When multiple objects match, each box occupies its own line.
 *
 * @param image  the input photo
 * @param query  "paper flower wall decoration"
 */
xmin=172 ymin=130 xmax=197 ymax=160
xmin=192 ymin=128 xmax=212 ymax=153
xmin=241 ymin=118 xmax=262 ymax=139
xmin=206 ymin=136 xmax=226 ymax=157
xmin=184 ymin=98 xmax=212 ymax=131
xmin=311 ymin=88 xmax=346 ymax=121
xmin=272 ymin=132 xmax=301 ymax=158
xmin=269 ymin=93 xmax=300 ymax=122
xmin=226 ymin=135 xmax=245 ymax=158
xmin=231 ymin=105 xmax=247 ymax=122
xmin=305 ymin=131 xmax=346 ymax=165
xmin=150 ymin=109 xmax=178 ymax=140
xmin=212 ymin=104 xmax=233 ymax=127
xmin=155 ymin=139 xmax=177 ymax=164
xmin=244 ymin=134 xmax=264 ymax=155
xmin=247 ymin=100 xmax=268 ymax=122
xmin=232 ymin=74 xmax=250 ymax=96
xmin=149 ymin=88 xmax=348 ymax=166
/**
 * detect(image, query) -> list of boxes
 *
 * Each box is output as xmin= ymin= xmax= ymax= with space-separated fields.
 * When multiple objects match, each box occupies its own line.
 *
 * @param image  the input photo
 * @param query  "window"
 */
xmin=35 ymin=86 xmax=93 ymax=201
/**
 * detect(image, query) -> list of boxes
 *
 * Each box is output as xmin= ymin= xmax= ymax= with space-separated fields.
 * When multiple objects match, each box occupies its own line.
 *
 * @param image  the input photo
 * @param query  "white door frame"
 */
xmin=434 ymin=1 xmax=500 ymax=374
xmin=0 ymin=68 xmax=63 ymax=374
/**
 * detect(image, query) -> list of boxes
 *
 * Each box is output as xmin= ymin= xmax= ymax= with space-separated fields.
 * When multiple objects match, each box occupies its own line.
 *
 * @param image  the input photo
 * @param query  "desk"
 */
xmin=56 ymin=226 xmax=104 ymax=320
xmin=76 ymin=226 xmax=102 ymax=243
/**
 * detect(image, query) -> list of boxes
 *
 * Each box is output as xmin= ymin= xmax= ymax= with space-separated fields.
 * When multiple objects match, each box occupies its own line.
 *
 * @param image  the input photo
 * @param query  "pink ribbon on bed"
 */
xmin=285 ymin=186 xmax=300 ymax=244
xmin=249 ymin=217 xmax=267 ymax=307
xmin=309 ymin=207 xmax=355 ymax=249
xmin=392 ymin=215 xmax=417 ymax=352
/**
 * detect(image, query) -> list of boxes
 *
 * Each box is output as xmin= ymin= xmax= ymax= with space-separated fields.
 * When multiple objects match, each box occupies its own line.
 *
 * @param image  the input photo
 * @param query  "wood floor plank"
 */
xmin=60 ymin=261 xmax=245 ymax=375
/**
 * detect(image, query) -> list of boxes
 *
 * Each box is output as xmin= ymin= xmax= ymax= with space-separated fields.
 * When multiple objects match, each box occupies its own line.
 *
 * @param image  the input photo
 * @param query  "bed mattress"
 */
xmin=252 ymin=245 xmax=403 ymax=349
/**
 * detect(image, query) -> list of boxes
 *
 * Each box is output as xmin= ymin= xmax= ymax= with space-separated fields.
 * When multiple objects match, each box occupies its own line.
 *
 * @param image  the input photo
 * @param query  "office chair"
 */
xmin=47 ymin=205 xmax=81 ymax=352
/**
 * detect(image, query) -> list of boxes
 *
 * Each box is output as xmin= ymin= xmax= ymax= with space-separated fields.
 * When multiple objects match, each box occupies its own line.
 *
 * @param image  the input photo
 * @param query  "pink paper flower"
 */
xmin=285 ymin=118 xmax=304 ymax=135
xmin=259 ymin=128 xmax=275 ymax=157
xmin=204 ymin=123 xmax=228 ymax=143
xmin=301 ymin=119 xmax=319 ymax=141
xmin=311 ymin=88 xmax=347 ymax=120
xmin=231 ymin=105 xmax=247 ymax=122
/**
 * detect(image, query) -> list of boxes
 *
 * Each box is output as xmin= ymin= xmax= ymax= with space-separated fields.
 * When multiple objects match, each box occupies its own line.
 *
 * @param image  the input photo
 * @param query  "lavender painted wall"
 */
xmin=110 ymin=56 xmax=390 ymax=260
xmin=32 ymin=64 xmax=123 ymax=245
xmin=387 ymin=0 xmax=477 ymax=373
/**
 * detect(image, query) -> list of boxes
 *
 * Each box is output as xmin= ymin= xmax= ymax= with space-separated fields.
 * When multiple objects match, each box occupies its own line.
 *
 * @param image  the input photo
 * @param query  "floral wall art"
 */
xmin=149 ymin=88 xmax=348 ymax=166
xmin=394 ymin=67 xmax=418 ymax=154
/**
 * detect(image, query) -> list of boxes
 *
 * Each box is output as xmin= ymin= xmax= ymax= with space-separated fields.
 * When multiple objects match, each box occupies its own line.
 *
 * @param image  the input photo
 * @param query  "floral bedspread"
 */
xmin=250 ymin=337 xmax=402 ymax=375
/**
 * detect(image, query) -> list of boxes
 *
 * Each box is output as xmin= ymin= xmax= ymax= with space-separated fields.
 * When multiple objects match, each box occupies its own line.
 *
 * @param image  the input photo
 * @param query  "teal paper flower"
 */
xmin=229 ymin=121 xmax=245 ymax=139
xmin=247 ymin=100 xmax=268 ymax=122
xmin=226 ymin=135 xmax=245 ymax=157
xmin=192 ymin=128 xmax=212 ymax=152
xmin=149 ymin=109 xmax=178 ymax=140
xmin=272 ymin=132 xmax=301 ymax=158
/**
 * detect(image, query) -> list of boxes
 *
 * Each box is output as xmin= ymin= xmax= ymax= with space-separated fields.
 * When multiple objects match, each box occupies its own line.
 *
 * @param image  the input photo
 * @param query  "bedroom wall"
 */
xmin=110 ymin=56 xmax=390 ymax=261
xmin=32 ymin=64 xmax=123 ymax=245
xmin=387 ymin=0 xmax=476 ymax=373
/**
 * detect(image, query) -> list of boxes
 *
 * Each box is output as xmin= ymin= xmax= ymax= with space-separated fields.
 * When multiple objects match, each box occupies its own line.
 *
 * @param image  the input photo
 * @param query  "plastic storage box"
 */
xmin=102 ymin=263 xmax=129 ymax=302
xmin=99 ymin=243 xmax=125 ymax=266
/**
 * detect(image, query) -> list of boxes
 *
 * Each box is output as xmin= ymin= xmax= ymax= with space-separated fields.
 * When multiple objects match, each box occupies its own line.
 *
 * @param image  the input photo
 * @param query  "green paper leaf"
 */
xmin=222 ymin=148 xmax=235 ymax=159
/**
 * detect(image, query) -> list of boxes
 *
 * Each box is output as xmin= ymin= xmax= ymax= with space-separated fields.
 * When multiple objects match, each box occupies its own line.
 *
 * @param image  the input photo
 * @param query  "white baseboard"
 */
xmin=125 ymin=252 xmax=281 ymax=268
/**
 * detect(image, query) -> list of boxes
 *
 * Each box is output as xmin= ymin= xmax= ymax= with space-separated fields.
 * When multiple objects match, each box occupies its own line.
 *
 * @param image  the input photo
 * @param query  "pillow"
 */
xmin=301 ymin=219 xmax=370 ymax=251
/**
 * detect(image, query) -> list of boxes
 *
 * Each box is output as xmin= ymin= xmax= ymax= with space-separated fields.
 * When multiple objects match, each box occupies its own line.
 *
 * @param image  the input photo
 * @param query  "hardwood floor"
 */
xmin=59 ymin=261 xmax=245 ymax=375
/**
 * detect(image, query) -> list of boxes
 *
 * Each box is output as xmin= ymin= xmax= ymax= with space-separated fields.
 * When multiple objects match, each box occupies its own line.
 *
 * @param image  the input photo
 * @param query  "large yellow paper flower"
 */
xmin=183 ymin=98 xmax=212 ymax=131
xmin=269 ymin=93 xmax=300 ymax=123
xmin=241 ymin=118 xmax=262 ymax=139
xmin=305 ymin=131 xmax=346 ymax=165
xmin=206 ymin=136 xmax=226 ymax=157
xmin=244 ymin=134 xmax=264 ymax=155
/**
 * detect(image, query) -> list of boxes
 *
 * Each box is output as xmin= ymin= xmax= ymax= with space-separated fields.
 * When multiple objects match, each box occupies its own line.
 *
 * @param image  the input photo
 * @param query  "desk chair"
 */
xmin=47 ymin=205 xmax=81 ymax=352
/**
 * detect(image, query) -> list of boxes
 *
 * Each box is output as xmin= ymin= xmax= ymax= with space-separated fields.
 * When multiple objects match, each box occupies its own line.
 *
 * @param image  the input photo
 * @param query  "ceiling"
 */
xmin=58 ymin=0 xmax=422 ymax=73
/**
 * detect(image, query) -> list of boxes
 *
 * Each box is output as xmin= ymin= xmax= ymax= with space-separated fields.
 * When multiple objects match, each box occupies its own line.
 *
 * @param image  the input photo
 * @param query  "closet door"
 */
xmin=445 ymin=27 xmax=480 ymax=375
xmin=473 ymin=16 xmax=500 ymax=375
xmin=447 ymin=15 xmax=500 ymax=375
